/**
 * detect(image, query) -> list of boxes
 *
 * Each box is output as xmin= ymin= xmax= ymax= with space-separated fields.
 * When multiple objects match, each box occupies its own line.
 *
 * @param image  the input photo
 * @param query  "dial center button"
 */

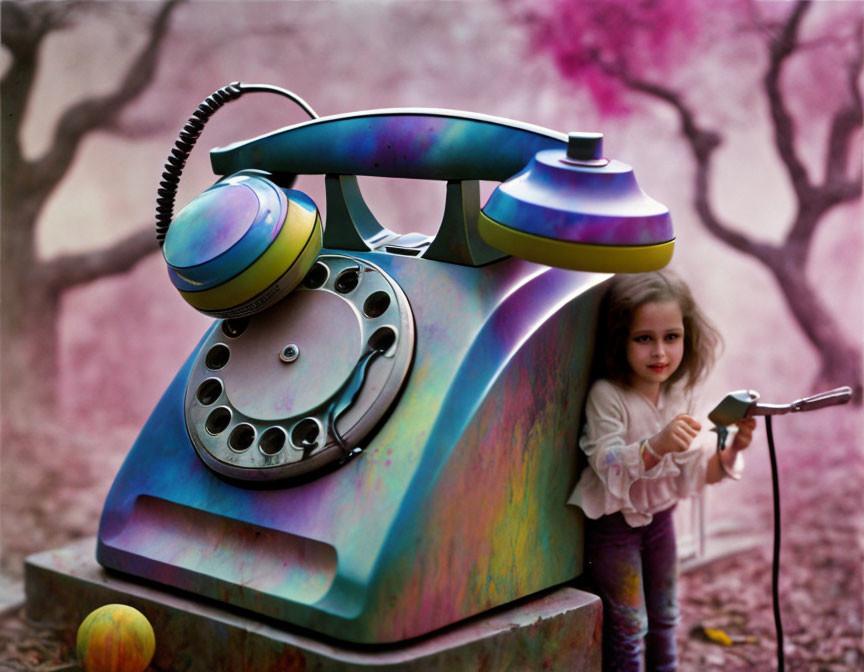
xmin=224 ymin=290 xmax=363 ymax=420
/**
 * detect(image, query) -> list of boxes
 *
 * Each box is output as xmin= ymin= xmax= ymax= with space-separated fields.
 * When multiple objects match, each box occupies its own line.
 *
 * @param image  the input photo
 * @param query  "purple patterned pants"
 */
xmin=584 ymin=507 xmax=679 ymax=672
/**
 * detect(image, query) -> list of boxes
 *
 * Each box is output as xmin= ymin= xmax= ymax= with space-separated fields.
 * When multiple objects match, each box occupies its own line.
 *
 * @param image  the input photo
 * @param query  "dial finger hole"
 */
xmin=259 ymin=427 xmax=287 ymax=456
xmin=363 ymin=291 xmax=390 ymax=318
xmin=228 ymin=423 xmax=256 ymax=452
xmin=368 ymin=326 xmax=397 ymax=354
xmin=205 ymin=407 xmax=232 ymax=435
xmin=303 ymin=261 xmax=329 ymax=289
xmin=205 ymin=343 xmax=230 ymax=370
xmin=334 ymin=268 xmax=360 ymax=294
xmin=196 ymin=378 xmax=223 ymax=406
xmin=291 ymin=418 xmax=320 ymax=450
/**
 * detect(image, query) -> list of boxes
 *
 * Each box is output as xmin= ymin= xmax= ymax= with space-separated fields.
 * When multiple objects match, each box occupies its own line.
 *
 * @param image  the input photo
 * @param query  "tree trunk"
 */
xmin=767 ymin=250 xmax=863 ymax=402
xmin=0 ymin=171 xmax=62 ymax=423
xmin=1 ymin=260 xmax=61 ymax=427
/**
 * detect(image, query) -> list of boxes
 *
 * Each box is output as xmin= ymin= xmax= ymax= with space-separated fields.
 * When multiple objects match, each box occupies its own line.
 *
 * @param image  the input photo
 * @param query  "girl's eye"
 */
xmin=665 ymin=333 xmax=681 ymax=341
xmin=633 ymin=335 xmax=651 ymax=343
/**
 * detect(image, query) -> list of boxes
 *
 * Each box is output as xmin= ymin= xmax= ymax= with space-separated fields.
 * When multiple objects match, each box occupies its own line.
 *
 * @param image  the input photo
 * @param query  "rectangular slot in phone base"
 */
xmin=384 ymin=246 xmax=423 ymax=256
xmin=102 ymin=496 xmax=337 ymax=607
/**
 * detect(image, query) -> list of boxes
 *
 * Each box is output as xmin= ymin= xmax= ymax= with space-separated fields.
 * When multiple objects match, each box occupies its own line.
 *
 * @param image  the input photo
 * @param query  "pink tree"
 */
xmin=0 ymin=0 xmax=182 ymax=423
xmin=508 ymin=0 xmax=862 ymax=399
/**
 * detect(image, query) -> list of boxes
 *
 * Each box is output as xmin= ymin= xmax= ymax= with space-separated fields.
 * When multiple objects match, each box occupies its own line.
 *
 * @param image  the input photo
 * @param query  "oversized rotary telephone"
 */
xmin=97 ymin=82 xmax=675 ymax=644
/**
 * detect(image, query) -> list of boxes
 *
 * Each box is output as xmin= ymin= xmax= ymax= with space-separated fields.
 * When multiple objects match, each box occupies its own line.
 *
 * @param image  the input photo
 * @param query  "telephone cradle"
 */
xmin=95 ymin=98 xmax=675 ymax=645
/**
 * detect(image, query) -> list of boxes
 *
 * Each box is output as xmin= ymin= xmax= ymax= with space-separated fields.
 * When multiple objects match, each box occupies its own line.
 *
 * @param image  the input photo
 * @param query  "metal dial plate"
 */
xmin=184 ymin=254 xmax=414 ymax=481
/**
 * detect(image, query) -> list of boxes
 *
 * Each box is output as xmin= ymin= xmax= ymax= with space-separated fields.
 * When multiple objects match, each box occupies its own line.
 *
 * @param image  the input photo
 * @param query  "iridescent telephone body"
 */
xmin=97 ymin=103 xmax=673 ymax=643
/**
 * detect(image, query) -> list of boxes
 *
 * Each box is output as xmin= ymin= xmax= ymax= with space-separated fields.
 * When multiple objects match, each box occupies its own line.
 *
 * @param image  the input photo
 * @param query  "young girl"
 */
xmin=568 ymin=270 xmax=755 ymax=672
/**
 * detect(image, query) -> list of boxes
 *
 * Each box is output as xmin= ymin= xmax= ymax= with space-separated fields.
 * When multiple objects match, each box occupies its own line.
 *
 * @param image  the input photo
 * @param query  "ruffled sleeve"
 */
xmin=571 ymin=381 xmax=681 ymax=517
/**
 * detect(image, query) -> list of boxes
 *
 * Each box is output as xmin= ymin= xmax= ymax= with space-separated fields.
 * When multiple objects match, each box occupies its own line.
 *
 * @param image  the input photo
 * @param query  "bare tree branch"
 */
xmin=2 ymin=2 xmax=98 ymax=168
xmin=604 ymin=65 xmax=777 ymax=261
xmin=823 ymin=18 xmax=863 ymax=191
xmin=0 ymin=1 xmax=77 ymax=55
xmin=643 ymin=2 xmax=860 ymax=287
xmin=1 ymin=2 xmax=52 ymax=169
xmin=779 ymin=13 xmax=863 ymax=252
xmin=39 ymin=228 xmax=158 ymax=292
xmin=763 ymin=0 xmax=814 ymax=204
xmin=25 ymin=0 xmax=183 ymax=201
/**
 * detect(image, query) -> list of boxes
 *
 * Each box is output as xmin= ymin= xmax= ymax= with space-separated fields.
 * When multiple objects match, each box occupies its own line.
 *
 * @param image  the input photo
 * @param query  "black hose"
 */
xmin=154 ymin=82 xmax=318 ymax=245
xmin=766 ymin=415 xmax=785 ymax=671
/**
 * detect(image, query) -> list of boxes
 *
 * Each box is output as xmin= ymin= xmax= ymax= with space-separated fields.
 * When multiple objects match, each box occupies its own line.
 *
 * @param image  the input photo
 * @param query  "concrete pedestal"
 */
xmin=25 ymin=538 xmax=601 ymax=671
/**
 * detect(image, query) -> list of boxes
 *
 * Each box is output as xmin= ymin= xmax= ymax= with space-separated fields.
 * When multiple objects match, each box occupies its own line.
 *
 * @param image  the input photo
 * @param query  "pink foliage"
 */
xmin=516 ymin=0 xmax=864 ymax=129
xmin=514 ymin=0 xmax=706 ymax=115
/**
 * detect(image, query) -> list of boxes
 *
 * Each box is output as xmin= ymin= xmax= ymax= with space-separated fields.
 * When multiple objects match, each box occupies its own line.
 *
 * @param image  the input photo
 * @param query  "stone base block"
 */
xmin=25 ymin=538 xmax=601 ymax=671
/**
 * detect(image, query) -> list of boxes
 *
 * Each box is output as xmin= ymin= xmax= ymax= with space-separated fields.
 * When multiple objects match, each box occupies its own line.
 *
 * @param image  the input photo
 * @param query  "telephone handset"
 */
xmin=98 ymin=85 xmax=675 ymax=644
xmin=209 ymin=108 xmax=672 ymax=270
xmin=162 ymin=93 xmax=674 ymax=319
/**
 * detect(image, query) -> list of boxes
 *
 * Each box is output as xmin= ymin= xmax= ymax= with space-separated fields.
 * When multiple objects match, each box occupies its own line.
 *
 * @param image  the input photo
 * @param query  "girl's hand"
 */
xmin=731 ymin=418 xmax=756 ymax=451
xmin=649 ymin=414 xmax=702 ymax=456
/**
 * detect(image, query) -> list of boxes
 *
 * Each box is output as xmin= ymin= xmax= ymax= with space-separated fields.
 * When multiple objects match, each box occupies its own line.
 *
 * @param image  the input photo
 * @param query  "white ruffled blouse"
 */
xmin=567 ymin=379 xmax=709 ymax=527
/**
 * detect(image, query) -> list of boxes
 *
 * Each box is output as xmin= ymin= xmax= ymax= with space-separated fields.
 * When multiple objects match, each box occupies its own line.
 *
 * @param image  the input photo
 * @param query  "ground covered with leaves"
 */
xmin=677 ymin=411 xmax=863 ymax=671
xmin=1 ymin=411 xmax=861 ymax=670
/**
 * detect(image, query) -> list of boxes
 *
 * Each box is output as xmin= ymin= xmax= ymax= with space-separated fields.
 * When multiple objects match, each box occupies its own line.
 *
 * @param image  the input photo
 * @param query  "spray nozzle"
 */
xmin=709 ymin=386 xmax=853 ymax=465
xmin=708 ymin=386 xmax=853 ymax=427
xmin=708 ymin=389 xmax=760 ymax=427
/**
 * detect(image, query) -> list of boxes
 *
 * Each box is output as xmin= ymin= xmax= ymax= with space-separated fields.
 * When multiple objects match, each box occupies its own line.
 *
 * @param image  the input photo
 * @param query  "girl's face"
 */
xmin=626 ymin=300 xmax=685 ymax=400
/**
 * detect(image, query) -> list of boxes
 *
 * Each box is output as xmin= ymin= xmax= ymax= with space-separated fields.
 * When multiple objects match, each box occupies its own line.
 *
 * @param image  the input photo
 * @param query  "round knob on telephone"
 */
xmin=162 ymin=172 xmax=322 ymax=318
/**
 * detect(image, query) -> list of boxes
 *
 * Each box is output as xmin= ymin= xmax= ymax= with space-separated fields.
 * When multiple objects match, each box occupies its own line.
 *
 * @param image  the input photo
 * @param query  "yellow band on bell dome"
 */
xmin=180 ymin=203 xmax=321 ymax=313
xmin=477 ymin=211 xmax=674 ymax=273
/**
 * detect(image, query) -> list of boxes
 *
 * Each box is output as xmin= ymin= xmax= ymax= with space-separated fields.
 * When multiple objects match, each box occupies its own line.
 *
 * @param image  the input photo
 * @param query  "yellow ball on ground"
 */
xmin=76 ymin=604 xmax=155 ymax=672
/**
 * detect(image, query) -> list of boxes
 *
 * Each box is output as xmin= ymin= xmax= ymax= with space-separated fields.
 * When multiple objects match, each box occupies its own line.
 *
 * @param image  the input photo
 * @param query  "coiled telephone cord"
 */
xmin=155 ymin=82 xmax=318 ymax=244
